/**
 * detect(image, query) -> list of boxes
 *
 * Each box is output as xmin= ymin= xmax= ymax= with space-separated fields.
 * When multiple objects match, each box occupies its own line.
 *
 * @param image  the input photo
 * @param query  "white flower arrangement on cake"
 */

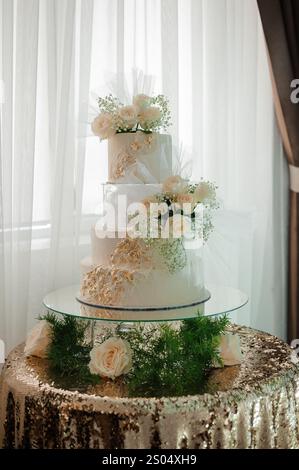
xmin=128 ymin=176 xmax=218 ymax=242
xmin=91 ymin=93 xmax=171 ymax=140
xmin=125 ymin=176 xmax=219 ymax=273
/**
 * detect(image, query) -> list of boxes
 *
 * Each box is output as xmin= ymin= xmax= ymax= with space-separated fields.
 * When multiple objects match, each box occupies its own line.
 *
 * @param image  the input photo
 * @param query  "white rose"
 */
xmin=214 ymin=333 xmax=243 ymax=367
xmin=138 ymin=106 xmax=161 ymax=129
xmin=91 ymin=113 xmax=116 ymax=140
xmin=89 ymin=337 xmax=133 ymax=379
xmin=162 ymin=175 xmax=187 ymax=194
xmin=193 ymin=182 xmax=214 ymax=203
xmin=133 ymin=94 xmax=151 ymax=111
xmin=118 ymin=105 xmax=138 ymax=129
xmin=24 ymin=320 xmax=52 ymax=359
xmin=174 ymin=193 xmax=194 ymax=216
xmin=176 ymin=193 xmax=193 ymax=205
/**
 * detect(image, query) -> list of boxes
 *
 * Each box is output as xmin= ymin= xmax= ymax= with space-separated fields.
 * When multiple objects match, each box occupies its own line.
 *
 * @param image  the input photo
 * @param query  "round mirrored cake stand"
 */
xmin=43 ymin=284 xmax=248 ymax=323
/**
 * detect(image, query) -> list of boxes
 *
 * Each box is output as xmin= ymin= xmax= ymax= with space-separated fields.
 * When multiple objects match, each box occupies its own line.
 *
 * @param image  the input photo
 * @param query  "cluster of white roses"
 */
xmin=138 ymin=176 xmax=217 ymax=239
xmin=162 ymin=176 xmax=215 ymax=205
xmin=142 ymin=176 xmax=215 ymax=210
xmin=91 ymin=93 xmax=169 ymax=140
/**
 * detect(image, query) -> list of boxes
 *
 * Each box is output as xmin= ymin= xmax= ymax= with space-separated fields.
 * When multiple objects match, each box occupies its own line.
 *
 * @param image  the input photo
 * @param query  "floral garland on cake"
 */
xmin=81 ymin=238 xmax=153 ymax=306
xmin=91 ymin=93 xmax=171 ymax=140
xmin=128 ymin=176 xmax=218 ymax=238
xmin=112 ymin=132 xmax=157 ymax=180
xmin=127 ymin=175 xmax=219 ymax=273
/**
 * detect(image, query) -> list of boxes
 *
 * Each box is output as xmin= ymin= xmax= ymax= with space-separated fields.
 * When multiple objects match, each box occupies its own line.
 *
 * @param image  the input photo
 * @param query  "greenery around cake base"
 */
xmin=41 ymin=313 xmax=229 ymax=397
xmin=122 ymin=315 xmax=229 ymax=397
xmin=41 ymin=314 xmax=100 ymax=387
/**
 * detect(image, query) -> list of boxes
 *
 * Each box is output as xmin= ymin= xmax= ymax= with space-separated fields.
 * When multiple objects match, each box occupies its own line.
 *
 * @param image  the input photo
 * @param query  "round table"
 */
xmin=1 ymin=325 xmax=299 ymax=449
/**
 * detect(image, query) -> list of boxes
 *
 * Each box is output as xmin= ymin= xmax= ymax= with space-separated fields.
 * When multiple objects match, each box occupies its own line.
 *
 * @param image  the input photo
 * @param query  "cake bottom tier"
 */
xmin=81 ymin=249 xmax=205 ymax=308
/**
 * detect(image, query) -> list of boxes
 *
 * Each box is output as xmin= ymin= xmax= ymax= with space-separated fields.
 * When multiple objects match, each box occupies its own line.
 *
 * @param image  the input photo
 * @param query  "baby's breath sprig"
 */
xmin=150 ymin=94 xmax=172 ymax=131
xmin=97 ymin=94 xmax=123 ymax=114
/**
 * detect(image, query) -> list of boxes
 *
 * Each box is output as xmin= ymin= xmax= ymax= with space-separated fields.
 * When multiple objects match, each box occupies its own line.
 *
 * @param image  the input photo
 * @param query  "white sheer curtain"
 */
xmin=0 ymin=0 xmax=94 ymax=353
xmin=0 ymin=0 xmax=287 ymax=354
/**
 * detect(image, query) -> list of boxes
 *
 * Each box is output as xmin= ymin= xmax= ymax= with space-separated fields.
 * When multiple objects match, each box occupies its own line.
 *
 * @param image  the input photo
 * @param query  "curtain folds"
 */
xmin=0 ymin=0 xmax=40 ymax=353
xmin=257 ymin=0 xmax=299 ymax=341
xmin=0 ymin=0 xmax=94 ymax=352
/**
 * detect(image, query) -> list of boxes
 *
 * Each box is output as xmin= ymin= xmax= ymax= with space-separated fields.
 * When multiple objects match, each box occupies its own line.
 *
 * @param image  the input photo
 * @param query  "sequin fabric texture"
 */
xmin=0 ymin=325 xmax=299 ymax=449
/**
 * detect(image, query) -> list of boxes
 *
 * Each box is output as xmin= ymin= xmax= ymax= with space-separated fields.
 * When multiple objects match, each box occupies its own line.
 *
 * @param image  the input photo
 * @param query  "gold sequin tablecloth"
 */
xmin=1 ymin=325 xmax=299 ymax=449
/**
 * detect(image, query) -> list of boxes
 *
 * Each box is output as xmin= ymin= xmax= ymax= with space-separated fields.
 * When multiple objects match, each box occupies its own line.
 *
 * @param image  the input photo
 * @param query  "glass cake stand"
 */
xmin=43 ymin=284 xmax=248 ymax=323
xmin=42 ymin=285 xmax=249 ymax=395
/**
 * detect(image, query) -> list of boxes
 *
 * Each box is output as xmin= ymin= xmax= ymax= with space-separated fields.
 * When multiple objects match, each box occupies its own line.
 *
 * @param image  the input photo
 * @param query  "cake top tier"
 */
xmin=107 ymin=132 xmax=172 ymax=183
xmin=91 ymin=93 xmax=173 ymax=183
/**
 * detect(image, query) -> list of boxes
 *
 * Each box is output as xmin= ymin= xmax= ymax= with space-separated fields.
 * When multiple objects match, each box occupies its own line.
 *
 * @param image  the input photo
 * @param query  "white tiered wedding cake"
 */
xmin=80 ymin=94 xmax=216 ymax=310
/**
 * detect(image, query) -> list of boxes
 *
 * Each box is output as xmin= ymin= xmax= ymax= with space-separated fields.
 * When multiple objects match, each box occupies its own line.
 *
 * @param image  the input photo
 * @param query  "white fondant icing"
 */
xmin=91 ymin=226 xmax=120 ymax=265
xmin=108 ymin=132 xmax=172 ymax=183
xmin=119 ymin=247 xmax=205 ymax=307
xmin=100 ymin=183 xmax=162 ymax=231
xmin=88 ymin=232 xmax=205 ymax=307
xmin=80 ymin=256 xmax=95 ymax=275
